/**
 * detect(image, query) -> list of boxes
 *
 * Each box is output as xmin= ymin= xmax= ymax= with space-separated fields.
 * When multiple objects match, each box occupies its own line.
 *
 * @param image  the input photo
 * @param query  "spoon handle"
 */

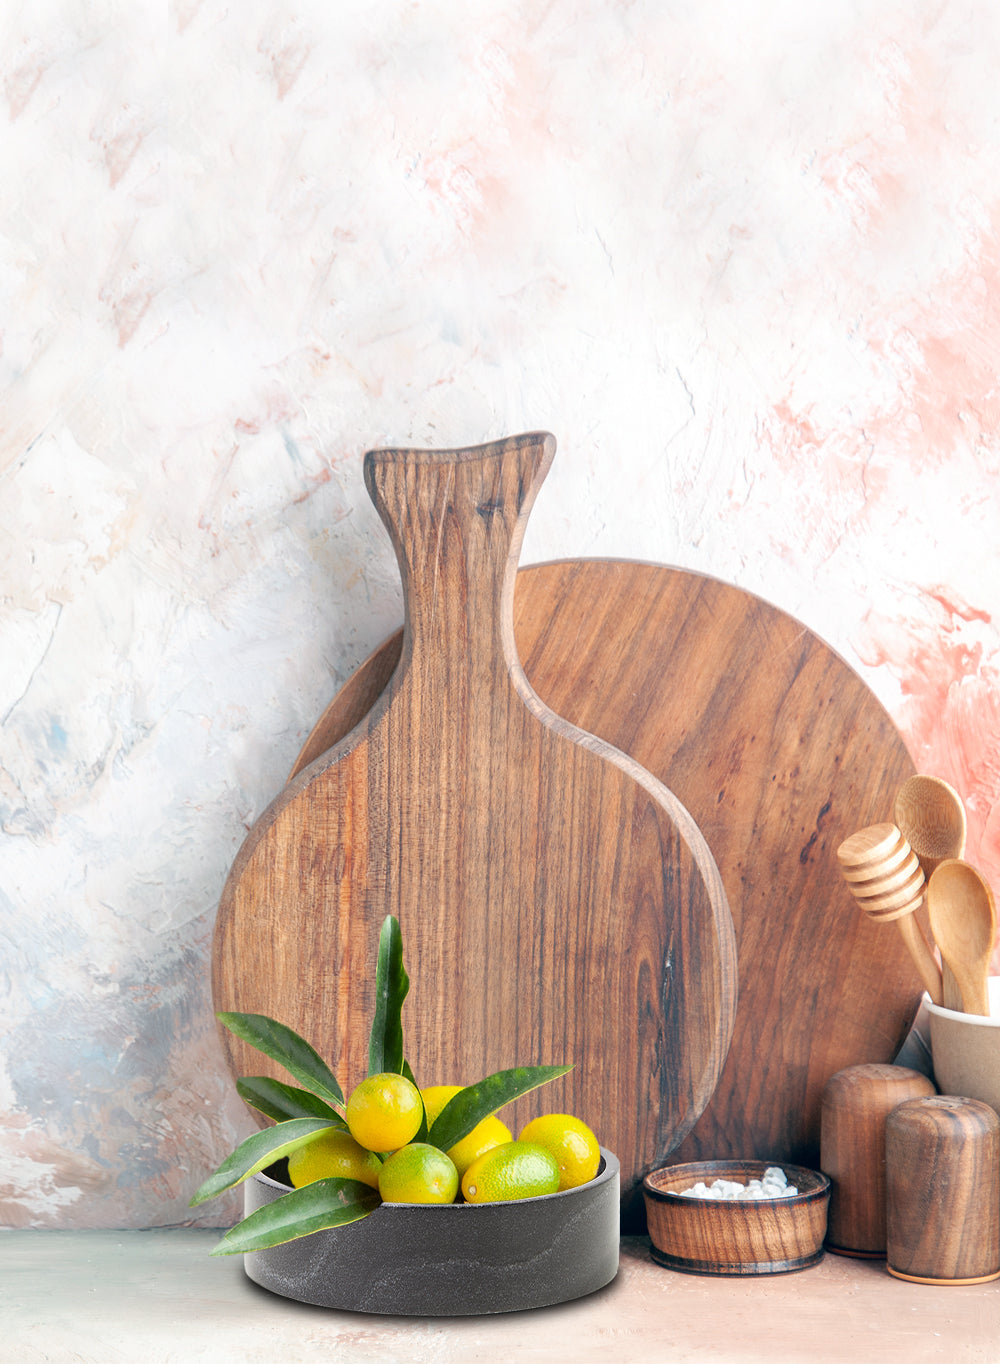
xmin=895 ymin=915 xmax=944 ymax=1007
xmin=940 ymin=961 xmax=964 ymax=1013
xmin=953 ymin=963 xmax=990 ymax=1017
xmin=965 ymin=977 xmax=991 ymax=1017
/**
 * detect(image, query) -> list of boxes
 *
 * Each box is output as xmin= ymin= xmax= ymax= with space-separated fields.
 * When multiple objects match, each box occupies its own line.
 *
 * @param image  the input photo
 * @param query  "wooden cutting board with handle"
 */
xmin=285 ymin=557 xmax=920 ymax=1175
xmin=213 ymin=434 xmax=737 ymax=1228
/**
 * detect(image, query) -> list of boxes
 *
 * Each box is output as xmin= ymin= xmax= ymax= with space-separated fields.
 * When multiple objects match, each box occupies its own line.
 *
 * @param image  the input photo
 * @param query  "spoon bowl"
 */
xmin=926 ymin=860 xmax=997 ymax=1017
xmin=894 ymin=776 xmax=967 ymax=878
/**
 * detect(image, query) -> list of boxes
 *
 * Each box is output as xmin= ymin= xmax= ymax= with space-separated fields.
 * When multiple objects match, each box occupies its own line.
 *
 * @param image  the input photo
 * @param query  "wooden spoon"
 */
xmin=894 ymin=775 xmax=967 ymax=1007
xmin=837 ymin=824 xmax=943 ymax=1006
xmin=925 ymin=860 xmax=997 ymax=1017
xmin=894 ymin=775 xmax=967 ymax=878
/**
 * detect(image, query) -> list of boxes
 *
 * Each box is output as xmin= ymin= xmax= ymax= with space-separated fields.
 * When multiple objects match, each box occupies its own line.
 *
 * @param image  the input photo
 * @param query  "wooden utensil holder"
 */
xmin=820 ymin=1064 xmax=936 ymax=1256
xmin=886 ymin=1095 xmax=1000 ymax=1285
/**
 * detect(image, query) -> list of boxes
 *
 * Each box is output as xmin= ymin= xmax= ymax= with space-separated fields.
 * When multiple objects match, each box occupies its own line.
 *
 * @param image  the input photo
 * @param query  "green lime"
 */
xmin=378 ymin=1143 xmax=459 ymax=1204
xmin=286 ymin=1130 xmax=382 ymax=1189
xmin=460 ymin=1140 xmax=560 ymax=1203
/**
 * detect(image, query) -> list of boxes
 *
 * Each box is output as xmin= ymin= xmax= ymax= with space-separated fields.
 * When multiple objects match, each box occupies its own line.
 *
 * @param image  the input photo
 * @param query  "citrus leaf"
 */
xmin=210 ymin=1178 xmax=381 ymax=1255
xmin=427 ymin=1064 xmax=573 ymax=1153
xmin=217 ymin=1012 xmax=344 ymax=1108
xmin=236 ymin=1077 xmax=350 ymax=1127
xmin=189 ymin=1118 xmax=339 ymax=1206
xmin=367 ymin=915 xmax=409 ymax=1076
xmin=401 ymin=1058 xmax=429 ymax=1143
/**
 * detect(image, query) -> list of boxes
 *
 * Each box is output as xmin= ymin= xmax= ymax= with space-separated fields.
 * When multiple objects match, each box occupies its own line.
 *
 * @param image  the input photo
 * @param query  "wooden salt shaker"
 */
xmin=821 ymin=1064 xmax=936 ymax=1256
xmin=886 ymin=1095 xmax=1000 ymax=1284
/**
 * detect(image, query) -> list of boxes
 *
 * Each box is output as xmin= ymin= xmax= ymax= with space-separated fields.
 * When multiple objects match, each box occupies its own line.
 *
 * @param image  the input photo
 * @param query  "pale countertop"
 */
xmin=2 ymin=1230 xmax=997 ymax=1364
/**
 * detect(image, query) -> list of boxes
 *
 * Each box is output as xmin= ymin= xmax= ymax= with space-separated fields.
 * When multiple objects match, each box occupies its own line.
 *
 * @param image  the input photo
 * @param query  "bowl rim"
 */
xmin=642 ymin=1159 xmax=830 ymax=1206
xmin=253 ymin=1145 xmax=620 ymax=1210
xmin=923 ymin=978 xmax=1000 ymax=1027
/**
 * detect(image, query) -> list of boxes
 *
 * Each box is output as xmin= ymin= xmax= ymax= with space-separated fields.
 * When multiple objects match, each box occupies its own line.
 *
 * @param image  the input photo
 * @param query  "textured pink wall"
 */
xmin=1 ymin=2 xmax=998 ymax=1229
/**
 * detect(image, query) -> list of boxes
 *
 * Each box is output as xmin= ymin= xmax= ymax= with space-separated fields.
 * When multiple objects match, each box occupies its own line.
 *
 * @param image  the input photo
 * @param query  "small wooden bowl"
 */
xmin=642 ymin=1160 xmax=830 ymax=1276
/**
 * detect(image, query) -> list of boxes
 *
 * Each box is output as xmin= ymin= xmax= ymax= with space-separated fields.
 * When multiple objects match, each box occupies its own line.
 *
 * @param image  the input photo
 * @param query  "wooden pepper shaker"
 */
xmin=886 ymin=1095 xmax=1000 ymax=1284
xmin=821 ymin=1063 xmax=936 ymax=1256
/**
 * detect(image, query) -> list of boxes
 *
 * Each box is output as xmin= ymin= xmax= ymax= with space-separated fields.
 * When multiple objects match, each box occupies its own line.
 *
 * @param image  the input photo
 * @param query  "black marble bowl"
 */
xmin=241 ymin=1147 xmax=620 ymax=1315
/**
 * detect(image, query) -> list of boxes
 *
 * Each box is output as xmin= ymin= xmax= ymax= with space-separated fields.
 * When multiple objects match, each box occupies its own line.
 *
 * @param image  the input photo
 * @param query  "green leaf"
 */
xmin=367 ymin=915 xmax=409 ymax=1076
xmin=189 ymin=1118 xmax=339 ymax=1206
xmin=401 ymin=1060 xmax=429 ymax=1143
xmin=413 ymin=1107 xmax=429 ymax=1144
xmin=236 ymin=1077 xmax=350 ymax=1127
xmin=427 ymin=1064 xmax=573 ymax=1153
xmin=210 ymin=1178 xmax=381 ymax=1255
xmin=217 ymin=1012 xmax=344 ymax=1108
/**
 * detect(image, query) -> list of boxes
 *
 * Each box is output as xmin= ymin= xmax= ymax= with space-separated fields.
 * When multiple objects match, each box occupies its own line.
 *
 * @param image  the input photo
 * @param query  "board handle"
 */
xmin=363 ymin=433 xmax=556 ymax=682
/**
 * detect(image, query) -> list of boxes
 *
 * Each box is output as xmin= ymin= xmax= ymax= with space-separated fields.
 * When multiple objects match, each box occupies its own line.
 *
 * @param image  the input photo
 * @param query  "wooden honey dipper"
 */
xmin=837 ymin=823 xmax=944 ymax=1006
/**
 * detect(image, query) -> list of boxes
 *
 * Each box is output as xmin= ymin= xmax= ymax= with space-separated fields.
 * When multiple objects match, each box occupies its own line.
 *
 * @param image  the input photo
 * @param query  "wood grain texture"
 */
xmin=286 ymin=558 xmax=922 ymax=1170
xmin=642 ymin=1160 xmax=830 ymax=1276
xmin=940 ymin=962 xmax=965 ymax=1013
xmin=836 ymin=823 xmax=943 ymax=1004
xmin=893 ymin=774 xmax=967 ymax=878
xmin=213 ymin=435 xmax=736 ymax=1230
xmin=886 ymin=1095 xmax=1000 ymax=1284
xmin=820 ymin=1063 xmax=935 ymax=1256
xmin=926 ymin=859 xmax=996 ymax=1017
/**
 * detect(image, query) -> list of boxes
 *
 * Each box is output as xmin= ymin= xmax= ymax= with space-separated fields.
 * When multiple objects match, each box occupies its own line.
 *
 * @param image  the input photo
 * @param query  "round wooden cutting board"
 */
xmin=213 ymin=435 xmax=737 ymax=1230
xmin=286 ymin=557 xmax=921 ymax=1177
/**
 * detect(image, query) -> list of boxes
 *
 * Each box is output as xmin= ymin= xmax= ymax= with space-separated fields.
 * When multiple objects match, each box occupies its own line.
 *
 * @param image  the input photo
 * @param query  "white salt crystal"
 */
xmin=678 ymin=1167 xmax=797 ymax=1200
